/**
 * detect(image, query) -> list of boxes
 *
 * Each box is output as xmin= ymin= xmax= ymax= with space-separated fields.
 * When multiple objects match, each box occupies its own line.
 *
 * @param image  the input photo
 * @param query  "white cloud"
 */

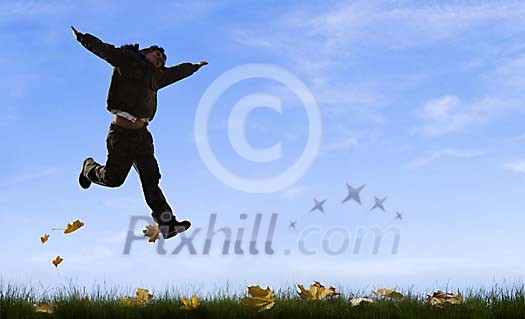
xmin=0 ymin=1 xmax=71 ymax=18
xmin=100 ymin=197 xmax=143 ymax=210
xmin=319 ymin=123 xmax=363 ymax=156
xmin=235 ymin=1 xmax=525 ymax=57
xmin=0 ymin=168 xmax=61 ymax=188
xmin=230 ymin=1 xmax=525 ymax=139
xmin=492 ymin=54 xmax=525 ymax=93
xmin=232 ymin=30 xmax=274 ymax=49
xmin=505 ymin=161 xmax=525 ymax=173
xmin=412 ymin=51 xmax=525 ymax=137
xmin=413 ymin=96 xmax=473 ymax=136
xmin=407 ymin=148 xmax=487 ymax=168
xmin=304 ymin=1 xmax=525 ymax=50
xmin=278 ymin=185 xmax=309 ymax=200
xmin=322 ymin=136 xmax=359 ymax=153
xmin=413 ymin=96 xmax=519 ymax=136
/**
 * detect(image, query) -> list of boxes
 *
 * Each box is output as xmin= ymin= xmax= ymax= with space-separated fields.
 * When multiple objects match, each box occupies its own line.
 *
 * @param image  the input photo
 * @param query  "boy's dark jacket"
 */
xmin=77 ymin=33 xmax=200 ymax=122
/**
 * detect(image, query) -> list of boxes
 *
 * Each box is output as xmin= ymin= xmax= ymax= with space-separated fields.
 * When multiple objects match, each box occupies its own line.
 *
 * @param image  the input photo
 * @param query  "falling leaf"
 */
xmin=180 ymin=295 xmax=200 ymax=310
xmin=143 ymin=223 xmax=160 ymax=243
xmin=121 ymin=288 xmax=153 ymax=305
xmin=64 ymin=220 xmax=85 ymax=234
xmin=240 ymin=285 xmax=275 ymax=312
xmin=298 ymin=281 xmax=340 ymax=301
xmin=34 ymin=301 xmax=55 ymax=313
xmin=373 ymin=288 xmax=404 ymax=300
xmin=41 ymin=234 xmax=49 ymax=244
xmin=52 ymin=256 xmax=63 ymax=268
xmin=349 ymin=297 xmax=375 ymax=306
xmin=426 ymin=290 xmax=463 ymax=307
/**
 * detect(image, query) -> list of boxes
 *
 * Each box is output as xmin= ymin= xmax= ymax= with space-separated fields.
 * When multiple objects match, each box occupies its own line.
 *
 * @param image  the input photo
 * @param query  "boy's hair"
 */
xmin=140 ymin=45 xmax=167 ymax=67
xmin=119 ymin=43 xmax=168 ymax=68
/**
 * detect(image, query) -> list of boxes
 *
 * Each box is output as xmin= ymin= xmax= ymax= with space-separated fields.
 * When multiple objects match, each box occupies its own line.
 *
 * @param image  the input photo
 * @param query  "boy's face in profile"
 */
xmin=142 ymin=50 xmax=165 ymax=69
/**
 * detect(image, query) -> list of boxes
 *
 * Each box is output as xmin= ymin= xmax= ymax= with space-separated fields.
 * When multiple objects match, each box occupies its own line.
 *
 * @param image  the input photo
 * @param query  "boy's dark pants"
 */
xmin=85 ymin=122 xmax=172 ymax=217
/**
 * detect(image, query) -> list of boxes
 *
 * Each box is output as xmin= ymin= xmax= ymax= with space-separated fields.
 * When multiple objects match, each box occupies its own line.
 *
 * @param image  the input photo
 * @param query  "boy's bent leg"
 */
xmin=86 ymin=156 xmax=133 ymax=187
xmin=79 ymin=157 xmax=95 ymax=189
xmin=84 ymin=127 xmax=134 ymax=188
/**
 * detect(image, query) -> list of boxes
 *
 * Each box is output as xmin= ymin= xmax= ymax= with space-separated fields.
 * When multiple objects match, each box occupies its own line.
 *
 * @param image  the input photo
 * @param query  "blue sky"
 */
xmin=2 ymin=0 xmax=525 ymax=296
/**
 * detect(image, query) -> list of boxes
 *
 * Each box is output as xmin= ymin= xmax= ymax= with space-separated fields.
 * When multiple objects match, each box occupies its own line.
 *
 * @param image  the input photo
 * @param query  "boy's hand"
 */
xmin=195 ymin=61 xmax=208 ymax=69
xmin=71 ymin=25 xmax=81 ymax=41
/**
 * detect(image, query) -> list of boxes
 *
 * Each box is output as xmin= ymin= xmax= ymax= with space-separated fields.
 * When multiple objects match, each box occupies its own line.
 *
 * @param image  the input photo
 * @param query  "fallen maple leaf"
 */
xmin=41 ymin=234 xmax=49 ymax=244
xmin=426 ymin=290 xmax=463 ymax=307
xmin=64 ymin=220 xmax=85 ymax=234
xmin=121 ymin=288 xmax=153 ymax=305
xmin=373 ymin=288 xmax=403 ymax=300
xmin=34 ymin=301 xmax=55 ymax=313
xmin=349 ymin=297 xmax=375 ymax=306
xmin=240 ymin=285 xmax=275 ymax=312
xmin=143 ymin=223 xmax=160 ymax=243
xmin=52 ymin=256 xmax=63 ymax=268
xmin=136 ymin=288 xmax=153 ymax=304
xmin=180 ymin=295 xmax=200 ymax=310
xmin=298 ymin=281 xmax=340 ymax=301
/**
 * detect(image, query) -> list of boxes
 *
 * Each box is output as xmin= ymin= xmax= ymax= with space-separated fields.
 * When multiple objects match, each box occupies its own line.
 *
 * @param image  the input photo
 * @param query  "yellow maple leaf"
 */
xmin=64 ymin=220 xmax=85 ymax=234
xmin=240 ymin=285 xmax=275 ymax=312
xmin=120 ymin=296 xmax=134 ymax=305
xmin=34 ymin=301 xmax=55 ymax=313
xmin=143 ymin=224 xmax=160 ymax=243
xmin=121 ymin=288 xmax=153 ymax=305
xmin=180 ymin=295 xmax=200 ymax=310
xmin=136 ymin=288 xmax=153 ymax=304
xmin=349 ymin=297 xmax=375 ymax=306
xmin=373 ymin=288 xmax=404 ymax=300
xmin=426 ymin=290 xmax=463 ymax=307
xmin=298 ymin=281 xmax=340 ymax=301
xmin=41 ymin=234 xmax=49 ymax=244
xmin=52 ymin=256 xmax=63 ymax=268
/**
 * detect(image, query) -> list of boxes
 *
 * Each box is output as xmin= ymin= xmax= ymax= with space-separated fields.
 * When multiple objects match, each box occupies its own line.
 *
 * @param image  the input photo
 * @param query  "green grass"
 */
xmin=1 ymin=283 xmax=525 ymax=319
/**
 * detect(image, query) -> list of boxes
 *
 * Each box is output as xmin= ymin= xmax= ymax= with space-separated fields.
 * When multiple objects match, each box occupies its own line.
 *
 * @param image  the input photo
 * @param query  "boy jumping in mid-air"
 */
xmin=71 ymin=26 xmax=207 ymax=239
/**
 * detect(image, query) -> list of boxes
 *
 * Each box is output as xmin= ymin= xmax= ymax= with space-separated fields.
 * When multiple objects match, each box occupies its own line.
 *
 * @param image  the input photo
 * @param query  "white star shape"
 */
xmin=340 ymin=182 xmax=366 ymax=206
xmin=369 ymin=195 xmax=389 ymax=212
xmin=309 ymin=197 xmax=327 ymax=214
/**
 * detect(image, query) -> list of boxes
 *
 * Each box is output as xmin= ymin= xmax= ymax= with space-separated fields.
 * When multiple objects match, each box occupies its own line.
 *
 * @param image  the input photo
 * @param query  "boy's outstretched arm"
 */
xmin=71 ymin=26 xmax=128 ymax=68
xmin=157 ymin=61 xmax=208 ymax=89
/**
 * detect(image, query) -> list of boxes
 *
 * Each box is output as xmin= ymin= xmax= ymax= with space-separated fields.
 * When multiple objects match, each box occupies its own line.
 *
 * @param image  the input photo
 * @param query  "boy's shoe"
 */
xmin=152 ymin=212 xmax=191 ymax=239
xmin=163 ymin=219 xmax=191 ymax=239
xmin=79 ymin=157 xmax=94 ymax=189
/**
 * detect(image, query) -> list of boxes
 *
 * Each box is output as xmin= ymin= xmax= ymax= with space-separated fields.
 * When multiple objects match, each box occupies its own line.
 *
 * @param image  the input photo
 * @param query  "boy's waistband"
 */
xmin=109 ymin=121 xmax=148 ymax=133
